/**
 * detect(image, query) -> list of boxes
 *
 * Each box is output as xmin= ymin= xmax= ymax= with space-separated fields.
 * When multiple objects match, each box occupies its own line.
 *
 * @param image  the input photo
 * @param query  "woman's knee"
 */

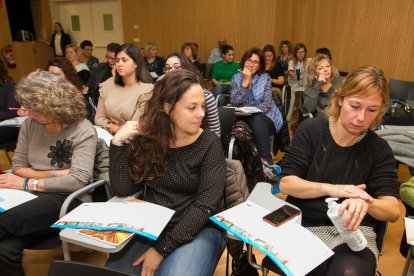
xmin=157 ymin=228 xmax=226 ymax=276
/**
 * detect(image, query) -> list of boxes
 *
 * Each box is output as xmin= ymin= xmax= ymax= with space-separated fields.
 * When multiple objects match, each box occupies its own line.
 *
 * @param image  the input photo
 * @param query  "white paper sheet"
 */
xmin=0 ymin=189 xmax=37 ymax=212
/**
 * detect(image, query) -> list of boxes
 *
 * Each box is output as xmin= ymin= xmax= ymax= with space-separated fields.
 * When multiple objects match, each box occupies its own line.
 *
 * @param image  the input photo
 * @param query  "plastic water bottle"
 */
xmin=325 ymin=198 xmax=367 ymax=252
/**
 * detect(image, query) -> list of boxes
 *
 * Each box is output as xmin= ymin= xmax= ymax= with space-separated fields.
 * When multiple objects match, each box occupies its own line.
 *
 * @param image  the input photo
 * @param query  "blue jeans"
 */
xmin=243 ymin=113 xmax=276 ymax=164
xmin=106 ymin=227 xmax=226 ymax=276
xmin=212 ymin=84 xmax=232 ymax=98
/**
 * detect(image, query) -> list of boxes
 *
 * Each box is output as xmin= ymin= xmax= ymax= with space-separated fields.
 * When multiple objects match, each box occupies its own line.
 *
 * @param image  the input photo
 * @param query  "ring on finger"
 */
xmin=355 ymin=210 xmax=361 ymax=214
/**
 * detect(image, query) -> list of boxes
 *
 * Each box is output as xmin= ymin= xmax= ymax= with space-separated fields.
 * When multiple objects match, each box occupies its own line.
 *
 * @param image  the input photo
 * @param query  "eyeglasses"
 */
xmin=245 ymin=59 xmax=259 ymax=66
xmin=163 ymin=65 xmax=182 ymax=73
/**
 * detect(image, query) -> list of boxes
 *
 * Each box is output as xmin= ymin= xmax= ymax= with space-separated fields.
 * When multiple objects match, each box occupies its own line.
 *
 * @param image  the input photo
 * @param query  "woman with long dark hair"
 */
xmin=95 ymin=43 xmax=154 ymax=134
xmin=106 ymin=70 xmax=226 ymax=275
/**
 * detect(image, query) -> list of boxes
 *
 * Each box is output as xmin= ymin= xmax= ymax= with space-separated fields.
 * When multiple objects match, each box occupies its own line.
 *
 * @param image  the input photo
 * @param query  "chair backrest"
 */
xmin=218 ymin=107 xmax=235 ymax=145
xmin=389 ymin=79 xmax=414 ymax=104
xmin=48 ymin=260 xmax=131 ymax=276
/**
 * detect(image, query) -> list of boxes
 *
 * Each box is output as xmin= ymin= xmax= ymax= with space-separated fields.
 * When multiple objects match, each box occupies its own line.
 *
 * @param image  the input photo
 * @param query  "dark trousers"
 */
xmin=0 ymin=193 xmax=81 ymax=276
xmin=243 ymin=113 xmax=276 ymax=164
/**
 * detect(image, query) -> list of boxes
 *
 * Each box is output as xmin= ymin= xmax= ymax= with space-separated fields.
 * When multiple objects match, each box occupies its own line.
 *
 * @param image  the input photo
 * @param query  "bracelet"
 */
xmin=53 ymin=169 xmax=57 ymax=177
xmin=23 ymin=178 xmax=29 ymax=191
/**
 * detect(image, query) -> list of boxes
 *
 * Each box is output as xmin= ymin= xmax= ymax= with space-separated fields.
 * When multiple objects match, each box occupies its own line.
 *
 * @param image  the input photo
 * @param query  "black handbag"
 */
xmin=382 ymin=100 xmax=414 ymax=126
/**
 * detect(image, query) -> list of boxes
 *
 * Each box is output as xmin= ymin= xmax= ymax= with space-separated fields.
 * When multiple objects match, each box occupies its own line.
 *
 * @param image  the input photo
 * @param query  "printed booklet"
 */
xmin=52 ymin=201 xmax=175 ymax=240
xmin=0 ymin=189 xmax=37 ymax=212
xmin=210 ymin=201 xmax=334 ymax=276
xmin=77 ymin=229 xmax=134 ymax=246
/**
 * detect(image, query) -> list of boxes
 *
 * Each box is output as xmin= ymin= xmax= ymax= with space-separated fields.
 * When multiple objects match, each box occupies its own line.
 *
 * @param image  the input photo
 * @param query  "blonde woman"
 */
xmin=302 ymin=54 xmax=342 ymax=118
xmin=281 ymin=66 xmax=399 ymax=275
xmin=143 ymin=42 xmax=165 ymax=77
xmin=65 ymin=44 xmax=90 ymax=84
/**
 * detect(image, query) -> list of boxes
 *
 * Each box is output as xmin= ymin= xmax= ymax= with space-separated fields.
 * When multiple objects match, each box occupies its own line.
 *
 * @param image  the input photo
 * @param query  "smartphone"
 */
xmin=263 ymin=205 xmax=301 ymax=227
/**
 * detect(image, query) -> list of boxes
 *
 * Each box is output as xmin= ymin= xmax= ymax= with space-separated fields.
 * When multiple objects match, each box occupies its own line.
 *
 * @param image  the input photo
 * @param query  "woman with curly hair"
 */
xmin=106 ymin=70 xmax=226 ymax=275
xmin=302 ymin=54 xmax=342 ymax=119
xmin=46 ymin=57 xmax=84 ymax=91
xmin=0 ymin=70 xmax=97 ymax=276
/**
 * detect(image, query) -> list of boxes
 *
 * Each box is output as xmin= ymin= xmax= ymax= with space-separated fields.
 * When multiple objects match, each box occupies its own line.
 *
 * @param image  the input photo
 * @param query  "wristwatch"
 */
xmin=32 ymin=178 xmax=39 ymax=191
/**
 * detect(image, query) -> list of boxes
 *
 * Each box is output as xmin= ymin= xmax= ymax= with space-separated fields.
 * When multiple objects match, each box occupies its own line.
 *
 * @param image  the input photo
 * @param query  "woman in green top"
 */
xmin=211 ymin=45 xmax=239 ymax=99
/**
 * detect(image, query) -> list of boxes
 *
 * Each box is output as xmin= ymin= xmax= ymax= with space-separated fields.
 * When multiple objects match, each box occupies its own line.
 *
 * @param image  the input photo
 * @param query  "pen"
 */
xmin=9 ymin=107 xmax=21 ymax=111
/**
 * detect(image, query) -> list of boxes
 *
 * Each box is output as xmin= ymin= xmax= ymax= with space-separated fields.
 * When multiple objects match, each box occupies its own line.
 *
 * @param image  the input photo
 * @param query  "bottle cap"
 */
xmin=325 ymin=197 xmax=339 ymax=207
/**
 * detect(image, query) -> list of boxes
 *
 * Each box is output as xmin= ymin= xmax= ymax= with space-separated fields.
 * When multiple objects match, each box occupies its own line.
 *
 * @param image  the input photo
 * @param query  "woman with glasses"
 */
xmin=0 ymin=71 xmax=97 ymax=276
xmin=230 ymin=48 xmax=284 ymax=166
xmin=106 ymin=70 xmax=226 ymax=275
xmin=160 ymin=52 xmax=221 ymax=137
xmin=95 ymin=43 xmax=154 ymax=134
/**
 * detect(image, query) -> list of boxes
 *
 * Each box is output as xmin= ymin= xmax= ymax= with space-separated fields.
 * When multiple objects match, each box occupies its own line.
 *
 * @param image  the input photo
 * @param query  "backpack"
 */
xmin=224 ymin=120 xmax=264 ymax=192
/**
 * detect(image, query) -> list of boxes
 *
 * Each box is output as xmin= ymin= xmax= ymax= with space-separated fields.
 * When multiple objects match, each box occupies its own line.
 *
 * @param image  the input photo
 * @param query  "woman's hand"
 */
xmin=241 ymin=67 xmax=252 ymax=88
xmin=339 ymin=198 xmax=369 ymax=230
xmin=317 ymin=74 xmax=328 ymax=84
xmin=132 ymin=247 xmax=164 ymax=276
xmin=17 ymin=107 xmax=29 ymax=117
xmin=0 ymin=173 xmax=25 ymax=190
xmin=323 ymin=184 xmax=373 ymax=202
xmin=111 ymin=121 xmax=140 ymax=146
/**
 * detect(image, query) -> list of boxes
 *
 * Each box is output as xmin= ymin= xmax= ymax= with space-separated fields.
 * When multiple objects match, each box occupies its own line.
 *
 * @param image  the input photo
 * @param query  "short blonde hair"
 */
xmin=326 ymin=66 xmax=389 ymax=129
xmin=144 ymin=42 xmax=156 ymax=57
xmin=65 ymin=44 xmax=79 ymax=55
xmin=15 ymin=70 xmax=86 ymax=125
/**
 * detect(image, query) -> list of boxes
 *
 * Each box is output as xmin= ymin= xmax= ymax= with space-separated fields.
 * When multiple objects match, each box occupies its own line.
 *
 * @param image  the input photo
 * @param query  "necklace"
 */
xmin=328 ymin=118 xmax=367 ymax=146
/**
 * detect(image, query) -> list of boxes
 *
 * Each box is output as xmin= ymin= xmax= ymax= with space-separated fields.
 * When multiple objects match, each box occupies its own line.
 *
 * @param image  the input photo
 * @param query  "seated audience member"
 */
xmin=50 ymin=22 xmax=71 ymax=57
xmin=143 ymin=42 xmax=165 ymax=77
xmin=208 ymin=38 xmax=227 ymax=64
xmin=211 ymin=44 xmax=239 ymax=99
xmin=46 ymin=57 xmax=96 ymax=122
xmin=231 ymin=48 xmax=284 ymax=165
xmin=286 ymin=43 xmax=311 ymax=121
xmin=263 ymin=44 xmax=285 ymax=96
xmin=276 ymin=40 xmax=292 ymax=76
xmin=302 ymin=54 xmax=342 ymax=118
xmin=0 ymin=70 xmax=97 ymax=276
xmin=181 ymin=42 xmax=203 ymax=73
xmin=106 ymin=70 xmax=226 ymax=275
xmin=95 ymin=43 xmax=154 ymax=134
xmin=0 ymin=60 xmax=20 ymax=146
xmin=86 ymin=42 xmax=120 ymax=121
xmin=65 ymin=44 xmax=91 ymax=84
xmin=161 ymin=52 xmax=221 ymax=136
xmin=46 ymin=57 xmax=84 ymax=92
xmin=280 ymin=66 xmax=400 ymax=275
xmin=79 ymin=40 xmax=99 ymax=73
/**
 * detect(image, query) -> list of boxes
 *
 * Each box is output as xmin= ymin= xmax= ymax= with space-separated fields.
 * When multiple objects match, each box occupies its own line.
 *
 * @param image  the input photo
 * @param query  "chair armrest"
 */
xmin=59 ymin=180 xmax=112 ymax=218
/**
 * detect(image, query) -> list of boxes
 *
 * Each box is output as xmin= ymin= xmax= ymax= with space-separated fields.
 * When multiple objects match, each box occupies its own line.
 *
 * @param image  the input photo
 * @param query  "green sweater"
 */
xmin=400 ymin=176 xmax=414 ymax=208
xmin=211 ymin=60 xmax=239 ymax=83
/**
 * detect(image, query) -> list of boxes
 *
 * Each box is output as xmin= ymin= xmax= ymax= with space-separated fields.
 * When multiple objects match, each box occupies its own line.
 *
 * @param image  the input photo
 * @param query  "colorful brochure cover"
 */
xmin=0 ymin=189 xmax=37 ymax=212
xmin=77 ymin=229 xmax=134 ymax=246
xmin=210 ymin=201 xmax=333 ymax=276
xmin=52 ymin=201 xmax=175 ymax=240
